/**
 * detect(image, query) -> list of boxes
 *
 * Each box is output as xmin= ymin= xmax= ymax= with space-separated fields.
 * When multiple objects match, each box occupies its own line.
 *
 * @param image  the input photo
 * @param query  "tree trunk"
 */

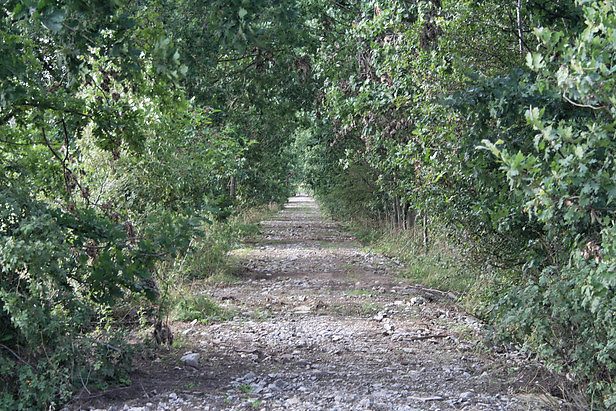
xmin=517 ymin=0 xmax=524 ymax=59
xmin=229 ymin=176 xmax=236 ymax=199
xmin=407 ymin=206 xmax=417 ymax=230
xmin=423 ymin=212 xmax=429 ymax=249
xmin=391 ymin=200 xmax=396 ymax=230
xmin=394 ymin=196 xmax=401 ymax=230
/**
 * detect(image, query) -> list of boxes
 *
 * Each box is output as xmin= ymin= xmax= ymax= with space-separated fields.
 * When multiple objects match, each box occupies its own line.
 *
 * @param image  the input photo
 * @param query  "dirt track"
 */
xmin=75 ymin=196 xmax=561 ymax=410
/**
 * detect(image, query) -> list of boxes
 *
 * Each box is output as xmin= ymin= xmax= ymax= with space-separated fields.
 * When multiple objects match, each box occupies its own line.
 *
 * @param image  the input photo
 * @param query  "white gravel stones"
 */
xmin=410 ymin=296 xmax=425 ymax=305
xmin=373 ymin=311 xmax=387 ymax=322
xmin=179 ymin=352 xmax=200 ymax=368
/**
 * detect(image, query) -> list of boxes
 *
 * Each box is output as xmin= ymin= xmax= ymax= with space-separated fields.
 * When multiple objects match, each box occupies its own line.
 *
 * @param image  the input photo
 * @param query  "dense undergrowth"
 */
xmin=0 ymin=194 xmax=276 ymax=409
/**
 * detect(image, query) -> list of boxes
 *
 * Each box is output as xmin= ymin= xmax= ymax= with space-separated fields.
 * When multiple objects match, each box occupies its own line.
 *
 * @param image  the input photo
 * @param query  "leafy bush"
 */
xmin=480 ymin=1 xmax=616 ymax=406
xmin=0 ymin=186 xmax=157 ymax=408
xmin=485 ymin=226 xmax=616 ymax=408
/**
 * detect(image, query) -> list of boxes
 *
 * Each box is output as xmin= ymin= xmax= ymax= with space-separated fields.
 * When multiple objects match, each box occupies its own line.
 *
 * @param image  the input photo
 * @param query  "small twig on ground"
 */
xmin=140 ymin=382 xmax=149 ymax=398
xmin=409 ymin=284 xmax=457 ymax=300
xmin=408 ymin=333 xmax=448 ymax=341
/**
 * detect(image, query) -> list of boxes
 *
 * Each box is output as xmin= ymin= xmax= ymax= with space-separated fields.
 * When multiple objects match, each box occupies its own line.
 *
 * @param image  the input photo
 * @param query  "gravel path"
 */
xmin=77 ymin=196 xmax=561 ymax=410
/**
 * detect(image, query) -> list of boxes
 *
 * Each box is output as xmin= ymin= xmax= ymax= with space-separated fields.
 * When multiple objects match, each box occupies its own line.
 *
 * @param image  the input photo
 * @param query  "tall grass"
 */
xmin=153 ymin=203 xmax=281 ymax=323
xmin=339 ymin=214 xmax=502 ymax=312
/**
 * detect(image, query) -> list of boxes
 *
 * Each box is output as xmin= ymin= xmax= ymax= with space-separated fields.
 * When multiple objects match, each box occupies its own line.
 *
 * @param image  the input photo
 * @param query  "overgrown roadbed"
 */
xmin=76 ymin=196 xmax=564 ymax=410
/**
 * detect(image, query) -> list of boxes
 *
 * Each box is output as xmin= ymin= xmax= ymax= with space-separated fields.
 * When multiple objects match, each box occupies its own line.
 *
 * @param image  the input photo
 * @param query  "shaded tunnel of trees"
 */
xmin=2 ymin=0 xmax=616 ymax=408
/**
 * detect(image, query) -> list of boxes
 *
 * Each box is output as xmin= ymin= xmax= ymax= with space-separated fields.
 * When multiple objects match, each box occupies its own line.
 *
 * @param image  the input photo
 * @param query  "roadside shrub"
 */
xmin=0 ymin=186 xmax=157 ymax=408
xmin=481 ymin=2 xmax=616 ymax=406
xmin=485 ymin=224 xmax=616 ymax=408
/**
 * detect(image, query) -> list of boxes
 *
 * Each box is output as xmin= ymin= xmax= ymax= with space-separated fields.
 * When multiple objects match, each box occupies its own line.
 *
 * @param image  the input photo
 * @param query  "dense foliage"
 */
xmin=2 ymin=0 xmax=616 ymax=408
xmin=0 ymin=0 xmax=303 ymax=407
xmin=294 ymin=0 xmax=616 ymax=407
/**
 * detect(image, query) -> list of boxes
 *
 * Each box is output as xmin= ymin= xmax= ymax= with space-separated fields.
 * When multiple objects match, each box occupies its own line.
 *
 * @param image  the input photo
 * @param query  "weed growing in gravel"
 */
xmin=318 ymin=239 xmax=360 ymax=249
xmin=249 ymin=308 xmax=272 ymax=321
xmin=170 ymin=334 xmax=187 ymax=349
xmin=231 ymin=246 xmax=258 ymax=256
xmin=452 ymin=324 xmax=475 ymax=338
xmin=206 ymin=267 xmax=241 ymax=285
xmin=360 ymin=302 xmax=381 ymax=316
xmin=346 ymin=271 xmax=361 ymax=281
xmin=238 ymin=383 xmax=254 ymax=393
xmin=172 ymin=293 xmax=233 ymax=323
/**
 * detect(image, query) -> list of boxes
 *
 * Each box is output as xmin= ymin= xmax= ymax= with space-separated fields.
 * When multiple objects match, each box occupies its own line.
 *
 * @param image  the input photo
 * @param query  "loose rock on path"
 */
xmin=77 ymin=195 xmax=563 ymax=410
